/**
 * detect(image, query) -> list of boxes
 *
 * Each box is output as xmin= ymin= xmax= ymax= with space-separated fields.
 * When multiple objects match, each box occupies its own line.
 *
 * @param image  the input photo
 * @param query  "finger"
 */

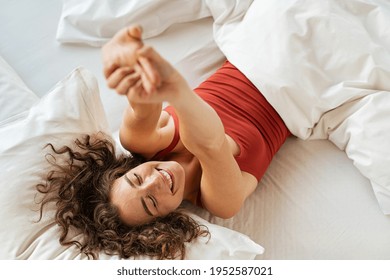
xmin=128 ymin=79 xmax=147 ymax=100
xmin=115 ymin=72 xmax=142 ymax=95
xmin=103 ymin=62 xmax=119 ymax=79
xmin=137 ymin=45 xmax=173 ymax=82
xmin=126 ymin=25 xmax=143 ymax=41
xmin=106 ymin=67 xmax=136 ymax=89
xmin=134 ymin=63 xmax=155 ymax=95
xmin=137 ymin=45 xmax=164 ymax=64
xmin=138 ymin=56 xmax=161 ymax=87
xmin=113 ymin=25 xmax=143 ymax=44
xmin=141 ymin=71 xmax=155 ymax=95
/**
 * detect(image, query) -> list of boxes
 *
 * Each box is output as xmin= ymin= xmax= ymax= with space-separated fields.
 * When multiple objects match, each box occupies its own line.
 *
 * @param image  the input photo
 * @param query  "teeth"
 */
xmin=159 ymin=170 xmax=173 ymax=191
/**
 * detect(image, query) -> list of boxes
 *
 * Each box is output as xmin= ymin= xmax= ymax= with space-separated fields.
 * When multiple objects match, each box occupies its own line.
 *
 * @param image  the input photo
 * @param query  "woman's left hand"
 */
xmin=102 ymin=25 xmax=161 ymax=96
xmin=112 ymin=45 xmax=190 ymax=105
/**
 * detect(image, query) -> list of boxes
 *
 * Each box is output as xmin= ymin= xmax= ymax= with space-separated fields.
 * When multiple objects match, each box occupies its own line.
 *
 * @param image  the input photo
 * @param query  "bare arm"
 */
xmin=102 ymin=26 xmax=173 ymax=157
xmin=172 ymin=87 xmax=256 ymax=218
xmin=129 ymin=46 xmax=257 ymax=218
xmin=103 ymin=26 xmax=257 ymax=218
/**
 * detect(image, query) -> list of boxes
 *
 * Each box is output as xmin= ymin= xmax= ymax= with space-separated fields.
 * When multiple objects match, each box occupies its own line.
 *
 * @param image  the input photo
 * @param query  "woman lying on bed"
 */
xmin=36 ymin=26 xmax=290 ymax=259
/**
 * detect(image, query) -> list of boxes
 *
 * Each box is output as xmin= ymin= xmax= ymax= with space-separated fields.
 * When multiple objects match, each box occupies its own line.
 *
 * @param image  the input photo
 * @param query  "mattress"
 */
xmin=1 ymin=0 xmax=390 ymax=263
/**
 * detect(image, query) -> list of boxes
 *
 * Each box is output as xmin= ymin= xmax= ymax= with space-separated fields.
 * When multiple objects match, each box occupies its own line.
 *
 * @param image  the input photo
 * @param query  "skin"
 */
xmin=111 ymin=161 xmax=186 ymax=225
xmin=102 ymin=25 xmax=258 ymax=226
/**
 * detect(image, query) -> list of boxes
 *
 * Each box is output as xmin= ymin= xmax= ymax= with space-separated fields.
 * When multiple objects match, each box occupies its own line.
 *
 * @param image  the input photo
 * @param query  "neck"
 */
xmin=163 ymin=148 xmax=202 ymax=206
xmin=175 ymin=153 xmax=202 ymax=205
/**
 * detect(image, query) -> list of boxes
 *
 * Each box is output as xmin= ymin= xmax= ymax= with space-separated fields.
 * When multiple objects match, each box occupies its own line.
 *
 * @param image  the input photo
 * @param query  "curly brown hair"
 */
xmin=36 ymin=133 xmax=209 ymax=259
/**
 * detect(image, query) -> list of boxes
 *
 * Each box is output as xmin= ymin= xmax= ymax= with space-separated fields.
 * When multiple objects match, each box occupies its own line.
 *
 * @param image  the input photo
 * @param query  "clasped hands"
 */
xmin=102 ymin=25 xmax=184 ymax=104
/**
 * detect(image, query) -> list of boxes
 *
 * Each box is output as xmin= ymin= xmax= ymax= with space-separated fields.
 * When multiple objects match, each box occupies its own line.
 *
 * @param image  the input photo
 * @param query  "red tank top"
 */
xmin=154 ymin=61 xmax=290 ymax=181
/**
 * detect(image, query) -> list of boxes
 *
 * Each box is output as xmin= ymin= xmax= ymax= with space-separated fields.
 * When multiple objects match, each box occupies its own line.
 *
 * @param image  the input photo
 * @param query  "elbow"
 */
xmin=209 ymin=205 xmax=242 ymax=220
xmin=194 ymin=136 xmax=229 ymax=161
xmin=202 ymin=192 xmax=246 ymax=219
xmin=217 ymin=212 xmax=237 ymax=220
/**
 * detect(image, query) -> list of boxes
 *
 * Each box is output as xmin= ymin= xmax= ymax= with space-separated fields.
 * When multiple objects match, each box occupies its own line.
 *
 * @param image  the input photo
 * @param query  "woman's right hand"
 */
xmin=102 ymin=25 xmax=142 ymax=76
xmin=102 ymin=25 xmax=188 ymax=104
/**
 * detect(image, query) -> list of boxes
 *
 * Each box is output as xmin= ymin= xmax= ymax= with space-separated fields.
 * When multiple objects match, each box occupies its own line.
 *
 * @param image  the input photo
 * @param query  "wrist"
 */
xmin=166 ymin=76 xmax=193 ymax=108
xmin=128 ymin=102 xmax=162 ymax=120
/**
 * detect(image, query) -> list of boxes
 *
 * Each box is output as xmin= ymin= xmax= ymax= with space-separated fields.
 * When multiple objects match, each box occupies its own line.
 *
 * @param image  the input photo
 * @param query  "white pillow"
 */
xmin=0 ymin=66 xmax=263 ymax=259
xmin=184 ymin=213 xmax=264 ymax=259
xmin=57 ymin=0 xmax=211 ymax=46
xmin=0 ymin=56 xmax=38 ymax=123
xmin=0 ymin=67 xmax=110 ymax=259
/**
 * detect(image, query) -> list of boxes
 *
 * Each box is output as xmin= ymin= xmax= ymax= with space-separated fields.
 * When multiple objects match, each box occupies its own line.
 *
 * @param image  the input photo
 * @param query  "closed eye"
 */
xmin=123 ymin=173 xmax=142 ymax=188
xmin=148 ymin=195 xmax=158 ymax=209
xmin=141 ymin=197 xmax=154 ymax=217
xmin=134 ymin=173 xmax=142 ymax=185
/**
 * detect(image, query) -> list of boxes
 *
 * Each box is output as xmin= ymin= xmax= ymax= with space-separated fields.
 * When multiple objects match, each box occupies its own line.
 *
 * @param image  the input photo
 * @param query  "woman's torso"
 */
xmin=153 ymin=61 xmax=290 ymax=204
xmin=155 ymin=116 xmax=239 ymax=205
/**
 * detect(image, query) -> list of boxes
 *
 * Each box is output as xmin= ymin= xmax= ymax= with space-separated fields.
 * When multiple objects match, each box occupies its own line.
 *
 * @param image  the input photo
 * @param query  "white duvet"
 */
xmin=56 ymin=0 xmax=390 ymax=213
xmin=213 ymin=0 xmax=390 ymax=214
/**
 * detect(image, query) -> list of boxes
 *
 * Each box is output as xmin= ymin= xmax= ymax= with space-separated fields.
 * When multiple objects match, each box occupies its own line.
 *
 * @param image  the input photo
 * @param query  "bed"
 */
xmin=1 ymin=0 xmax=390 ymax=260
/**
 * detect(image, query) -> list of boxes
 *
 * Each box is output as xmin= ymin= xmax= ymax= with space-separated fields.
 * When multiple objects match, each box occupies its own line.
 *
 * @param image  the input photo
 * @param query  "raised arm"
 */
xmin=127 ymin=45 xmax=257 ymax=218
xmin=173 ymin=86 xmax=252 ymax=218
xmin=103 ymin=26 xmax=257 ymax=218
xmin=102 ymin=26 xmax=174 ymax=157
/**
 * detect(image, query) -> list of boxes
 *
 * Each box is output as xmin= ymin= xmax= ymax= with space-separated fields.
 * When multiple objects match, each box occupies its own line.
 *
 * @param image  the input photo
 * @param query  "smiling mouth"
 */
xmin=158 ymin=169 xmax=174 ymax=193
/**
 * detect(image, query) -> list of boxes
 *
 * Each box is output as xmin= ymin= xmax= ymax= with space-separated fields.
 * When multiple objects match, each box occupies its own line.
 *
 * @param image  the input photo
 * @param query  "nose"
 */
xmin=142 ymin=174 xmax=162 ymax=193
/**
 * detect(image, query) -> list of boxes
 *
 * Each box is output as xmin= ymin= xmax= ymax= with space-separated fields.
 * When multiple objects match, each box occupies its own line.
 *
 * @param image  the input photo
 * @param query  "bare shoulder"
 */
xmin=119 ymin=110 xmax=176 ymax=158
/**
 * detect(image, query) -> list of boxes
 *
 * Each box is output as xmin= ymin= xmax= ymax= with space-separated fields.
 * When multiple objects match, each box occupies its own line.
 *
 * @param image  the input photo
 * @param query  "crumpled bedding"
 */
xmin=55 ymin=0 xmax=390 ymax=213
xmin=5 ymin=0 xmax=387 ymax=260
xmin=211 ymin=0 xmax=390 ymax=214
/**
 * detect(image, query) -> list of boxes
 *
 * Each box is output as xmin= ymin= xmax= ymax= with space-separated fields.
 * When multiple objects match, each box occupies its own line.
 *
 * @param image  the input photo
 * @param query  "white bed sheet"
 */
xmin=189 ymin=137 xmax=390 ymax=259
xmin=1 ymin=0 xmax=390 ymax=260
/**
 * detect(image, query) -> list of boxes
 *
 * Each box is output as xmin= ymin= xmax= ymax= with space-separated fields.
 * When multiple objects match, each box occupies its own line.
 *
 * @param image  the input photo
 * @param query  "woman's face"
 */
xmin=111 ymin=161 xmax=185 ymax=225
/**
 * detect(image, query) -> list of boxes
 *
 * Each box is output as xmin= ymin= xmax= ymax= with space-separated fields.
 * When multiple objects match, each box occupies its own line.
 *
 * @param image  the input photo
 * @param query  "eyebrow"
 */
xmin=124 ymin=175 xmax=153 ymax=217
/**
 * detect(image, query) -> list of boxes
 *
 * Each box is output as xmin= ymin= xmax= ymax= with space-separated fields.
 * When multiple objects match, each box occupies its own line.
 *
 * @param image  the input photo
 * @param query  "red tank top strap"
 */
xmin=152 ymin=106 xmax=180 ymax=160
